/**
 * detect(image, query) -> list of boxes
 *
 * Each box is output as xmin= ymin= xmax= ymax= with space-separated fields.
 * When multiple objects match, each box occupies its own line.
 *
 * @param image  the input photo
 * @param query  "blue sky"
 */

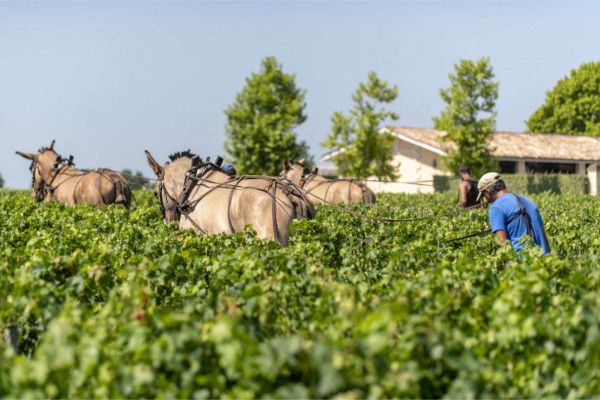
xmin=2 ymin=1 xmax=599 ymax=188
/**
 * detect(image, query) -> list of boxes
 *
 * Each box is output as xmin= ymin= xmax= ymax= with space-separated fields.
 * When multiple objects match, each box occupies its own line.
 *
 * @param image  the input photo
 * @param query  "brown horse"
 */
xmin=280 ymin=158 xmax=376 ymax=205
xmin=16 ymin=140 xmax=132 ymax=208
xmin=145 ymin=150 xmax=315 ymax=246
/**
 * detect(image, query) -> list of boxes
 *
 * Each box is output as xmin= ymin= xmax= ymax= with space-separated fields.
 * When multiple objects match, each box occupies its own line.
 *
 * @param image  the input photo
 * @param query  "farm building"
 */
xmin=320 ymin=126 xmax=600 ymax=194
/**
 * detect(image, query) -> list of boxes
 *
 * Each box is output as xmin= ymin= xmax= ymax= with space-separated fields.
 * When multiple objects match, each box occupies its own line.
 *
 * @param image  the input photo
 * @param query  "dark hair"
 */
xmin=167 ymin=150 xmax=199 ymax=163
xmin=458 ymin=165 xmax=470 ymax=174
xmin=489 ymin=179 xmax=507 ymax=195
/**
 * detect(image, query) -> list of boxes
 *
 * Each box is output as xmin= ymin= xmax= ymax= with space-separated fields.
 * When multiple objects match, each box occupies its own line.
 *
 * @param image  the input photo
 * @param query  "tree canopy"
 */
xmin=0 ymin=172 xmax=4 ymax=188
xmin=526 ymin=61 xmax=600 ymax=136
xmin=432 ymin=57 xmax=499 ymax=178
xmin=323 ymin=71 xmax=399 ymax=181
xmin=224 ymin=56 xmax=311 ymax=176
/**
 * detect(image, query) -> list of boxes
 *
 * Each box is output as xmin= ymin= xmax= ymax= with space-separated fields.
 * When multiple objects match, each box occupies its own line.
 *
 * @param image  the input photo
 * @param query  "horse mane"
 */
xmin=167 ymin=150 xmax=200 ymax=163
xmin=38 ymin=146 xmax=57 ymax=154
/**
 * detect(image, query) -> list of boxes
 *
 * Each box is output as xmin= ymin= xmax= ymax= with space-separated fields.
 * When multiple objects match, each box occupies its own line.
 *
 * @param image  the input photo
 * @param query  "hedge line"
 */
xmin=434 ymin=173 xmax=589 ymax=195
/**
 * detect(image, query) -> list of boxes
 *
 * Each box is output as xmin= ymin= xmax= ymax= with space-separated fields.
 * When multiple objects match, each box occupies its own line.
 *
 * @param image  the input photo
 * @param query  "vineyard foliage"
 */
xmin=1 ymin=188 xmax=600 ymax=398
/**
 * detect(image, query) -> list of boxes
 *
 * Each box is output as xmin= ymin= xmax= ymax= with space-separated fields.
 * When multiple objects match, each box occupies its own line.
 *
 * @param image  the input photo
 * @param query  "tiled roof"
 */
xmin=385 ymin=126 xmax=600 ymax=162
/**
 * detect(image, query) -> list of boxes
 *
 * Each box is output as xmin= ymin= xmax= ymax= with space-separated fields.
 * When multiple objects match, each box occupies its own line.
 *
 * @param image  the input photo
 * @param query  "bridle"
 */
xmin=282 ymin=163 xmax=313 ymax=187
xmin=155 ymin=155 xmax=207 ymax=220
xmin=31 ymin=154 xmax=75 ymax=200
xmin=30 ymin=159 xmax=45 ymax=200
xmin=300 ymin=168 xmax=316 ymax=187
xmin=156 ymin=173 xmax=179 ymax=220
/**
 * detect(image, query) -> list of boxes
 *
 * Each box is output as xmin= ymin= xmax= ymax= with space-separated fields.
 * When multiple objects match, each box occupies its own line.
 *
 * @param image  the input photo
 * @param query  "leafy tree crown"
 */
xmin=432 ymin=57 xmax=499 ymax=178
xmin=526 ymin=61 xmax=600 ymax=136
xmin=224 ymin=56 xmax=311 ymax=176
xmin=323 ymin=71 xmax=399 ymax=180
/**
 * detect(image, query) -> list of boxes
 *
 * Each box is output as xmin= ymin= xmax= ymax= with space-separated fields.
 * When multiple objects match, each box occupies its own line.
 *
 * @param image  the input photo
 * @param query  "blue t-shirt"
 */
xmin=488 ymin=193 xmax=549 ymax=255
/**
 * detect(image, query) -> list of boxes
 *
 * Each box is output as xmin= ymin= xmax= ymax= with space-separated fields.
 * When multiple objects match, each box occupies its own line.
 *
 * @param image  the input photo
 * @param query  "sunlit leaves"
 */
xmin=527 ymin=61 xmax=600 ymax=136
xmin=1 ymin=190 xmax=600 ymax=397
xmin=324 ymin=71 xmax=399 ymax=180
xmin=433 ymin=57 xmax=499 ymax=177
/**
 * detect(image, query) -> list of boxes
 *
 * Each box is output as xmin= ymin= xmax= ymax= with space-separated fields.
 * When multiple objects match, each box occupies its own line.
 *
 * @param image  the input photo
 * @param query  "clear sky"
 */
xmin=2 ymin=1 xmax=599 ymax=188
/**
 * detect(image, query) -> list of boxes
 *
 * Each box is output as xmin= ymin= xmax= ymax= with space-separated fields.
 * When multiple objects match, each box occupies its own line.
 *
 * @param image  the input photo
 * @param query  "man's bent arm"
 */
xmin=458 ymin=181 xmax=468 ymax=207
xmin=495 ymin=229 xmax=508 ymax=245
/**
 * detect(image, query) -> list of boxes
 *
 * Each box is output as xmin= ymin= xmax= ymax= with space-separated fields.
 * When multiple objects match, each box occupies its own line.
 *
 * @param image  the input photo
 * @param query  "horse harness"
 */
xmin=157 ymin=161 xmax=314 ymax=243
xmin=299 ymin=169 xmax=371 ymax=203
xmin=31 ymin=155 xmax=75 ymax=200
xmin=35 ymin=155 xmax=126 ymax=205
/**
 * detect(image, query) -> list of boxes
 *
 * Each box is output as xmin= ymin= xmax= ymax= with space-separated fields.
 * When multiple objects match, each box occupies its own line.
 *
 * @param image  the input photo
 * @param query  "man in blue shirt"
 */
xmin=477 ymin=172 xmax=550 ymax=255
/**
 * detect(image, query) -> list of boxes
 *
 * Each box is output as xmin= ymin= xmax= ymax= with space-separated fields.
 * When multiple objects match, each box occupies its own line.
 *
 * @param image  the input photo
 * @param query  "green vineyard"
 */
xmin=1 ymin=189 xmax=600 ymax=398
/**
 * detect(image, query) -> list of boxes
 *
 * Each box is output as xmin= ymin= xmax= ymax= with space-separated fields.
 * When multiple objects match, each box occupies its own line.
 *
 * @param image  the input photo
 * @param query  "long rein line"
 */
xmin=294 ymin=180 xmax=487 ymax=222
xmin=179 ymin=172 xmax=304 ymax=219
xmin=163 ymin=164 xmax=490 ymax=245
xmin=287 ymin=179 xmax=493 ymax=244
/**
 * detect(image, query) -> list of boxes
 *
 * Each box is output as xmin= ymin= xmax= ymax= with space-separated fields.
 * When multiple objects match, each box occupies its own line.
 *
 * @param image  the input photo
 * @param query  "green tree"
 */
xmin=526 ymin=61 xmax=600 ymax=136
xmin=121 ymin=169 xmax=149 ymax=190
xmin=323 ymin=71 xmax=399 ymax=180
xmin=224 ymin=56 xmax=311 ymax=176
xmin=432 ymin=57 xmax=499 ymax=178
xmin=0 ymin=172 xmax=4 ymax=188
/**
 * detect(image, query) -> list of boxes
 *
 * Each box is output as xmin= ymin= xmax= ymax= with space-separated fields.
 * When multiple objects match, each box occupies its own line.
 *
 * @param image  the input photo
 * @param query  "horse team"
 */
xmin=16 ymin=141 xmax=376 ymax=246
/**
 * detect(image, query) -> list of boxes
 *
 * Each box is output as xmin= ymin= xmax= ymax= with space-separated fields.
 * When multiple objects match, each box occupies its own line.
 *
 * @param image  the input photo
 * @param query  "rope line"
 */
xmin=290 ymin=180 xmax=486 ymax=223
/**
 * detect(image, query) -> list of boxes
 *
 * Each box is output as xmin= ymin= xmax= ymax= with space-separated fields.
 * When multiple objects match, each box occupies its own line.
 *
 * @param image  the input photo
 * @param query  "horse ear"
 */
xmin=16 ymin=151 xmax=37 ymax=161
xmin=283 ymin=159 xmax=290 ymax=169
xmin=297 ymin=158 xmax=306 ymax=165
xmin=48 ymin=140 xmax=55 ymax=150
xmin=145 ymin=150 xmax=163 ymax=177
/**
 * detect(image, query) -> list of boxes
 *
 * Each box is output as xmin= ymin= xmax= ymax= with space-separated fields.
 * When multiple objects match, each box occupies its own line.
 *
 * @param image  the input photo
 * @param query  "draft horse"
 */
xmin=280 ymin=158 xmax=376 ymax=205
xmin=145 ymin=150 xmax=315 ymax=246
xmin=16 ymin=140 xmax=132 ymax=208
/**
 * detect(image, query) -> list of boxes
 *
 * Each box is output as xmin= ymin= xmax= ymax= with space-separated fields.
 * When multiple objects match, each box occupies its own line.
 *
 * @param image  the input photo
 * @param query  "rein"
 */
xmin=288 ymin=180 xmax=486 ymax=222
xmin=157 ymin=161 xmax=314 ymax=241
xmin=32 ymin=154 xmax=76 ymax=199
xmin=293 ymin=168 xmax=372 ymax=204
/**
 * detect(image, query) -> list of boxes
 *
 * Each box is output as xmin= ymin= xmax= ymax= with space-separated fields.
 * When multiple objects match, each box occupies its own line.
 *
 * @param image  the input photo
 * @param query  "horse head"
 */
xmin=16 ymin=140 xmax=59 ymax=201
xmin=279 ymin=158 xmax=311 ymax=186
xmin=146 ymin=150 xmax=203 ymax=223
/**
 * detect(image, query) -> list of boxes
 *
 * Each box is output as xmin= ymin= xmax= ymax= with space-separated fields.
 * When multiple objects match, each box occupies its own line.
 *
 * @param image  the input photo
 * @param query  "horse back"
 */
xmin=53 ymin=169 xmax=131 ymax=207
xmin=306 ymin=178 xmax=375 ymax=205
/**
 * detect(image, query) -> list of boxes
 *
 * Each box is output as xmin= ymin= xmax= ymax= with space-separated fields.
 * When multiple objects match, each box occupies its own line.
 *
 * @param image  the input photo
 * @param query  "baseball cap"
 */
xmin=476 ymin=172 xmax=501 ymax=201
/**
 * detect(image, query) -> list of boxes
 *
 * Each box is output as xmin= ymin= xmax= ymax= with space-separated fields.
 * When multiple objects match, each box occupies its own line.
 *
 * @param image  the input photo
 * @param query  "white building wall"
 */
xmin=348 ymin=137 xmax=598 ymax=195
xmin=366 ymin=139 xmax=448 ymax=194
xmin=588 ymin=164 xmax=599 ymax=195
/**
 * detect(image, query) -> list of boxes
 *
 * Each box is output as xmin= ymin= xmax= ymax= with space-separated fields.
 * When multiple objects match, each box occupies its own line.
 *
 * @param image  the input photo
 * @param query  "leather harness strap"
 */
xmin=443 ymin=193 xmax=535 ymax=244
xmin=347 ymin=179 xmax=352 ymax=203
xmin=301 ymin=172 xmax=370 ymax=204
xmin=41 ymin=161 xmax=124 ymax=206
xmin=510 ymin=194 xmax=535 ymax=241
xmin=226 ymin=177 xmax=243 ymax=234
xmin=271 ymin=180 xmax=280 ymax=244
xmin=96 ymin=170 xmax=107 ymax=205
xmin=71 ymin=175 xmax=86 ymax=204
xmin=167 ymin=166 xmax=312 ymax=242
